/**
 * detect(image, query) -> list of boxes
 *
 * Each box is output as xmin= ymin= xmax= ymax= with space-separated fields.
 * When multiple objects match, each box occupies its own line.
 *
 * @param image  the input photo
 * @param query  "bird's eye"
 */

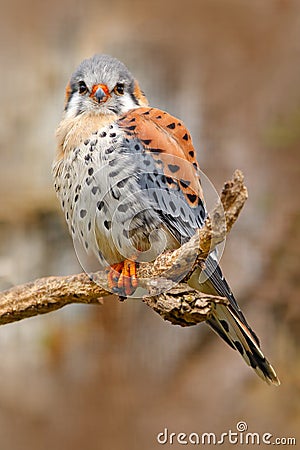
xmin=78 ymin=81 xmax=88 ymax=94
xmin=114 ymin=83 xmax=125 ymax=95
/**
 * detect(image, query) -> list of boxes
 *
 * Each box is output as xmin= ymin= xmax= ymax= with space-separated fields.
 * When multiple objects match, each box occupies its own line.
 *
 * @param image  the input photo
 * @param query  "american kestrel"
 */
xmin=53 ymin=54 xmax=280 ymax=385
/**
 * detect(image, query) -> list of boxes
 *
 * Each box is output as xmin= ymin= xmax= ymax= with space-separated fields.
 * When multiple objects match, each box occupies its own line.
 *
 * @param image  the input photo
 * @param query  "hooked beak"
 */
xmin=90 ymin=83 xmax=110 ymax=103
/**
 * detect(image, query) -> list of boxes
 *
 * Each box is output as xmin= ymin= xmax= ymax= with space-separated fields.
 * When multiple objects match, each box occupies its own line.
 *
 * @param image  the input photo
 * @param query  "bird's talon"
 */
xmin=107 ymin=260 xmax=138 ymax=296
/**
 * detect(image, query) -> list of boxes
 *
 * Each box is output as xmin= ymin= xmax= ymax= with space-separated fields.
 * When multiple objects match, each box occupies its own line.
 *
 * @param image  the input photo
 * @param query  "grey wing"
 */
xmin=123 ymin=136 xmax=259 ymax=343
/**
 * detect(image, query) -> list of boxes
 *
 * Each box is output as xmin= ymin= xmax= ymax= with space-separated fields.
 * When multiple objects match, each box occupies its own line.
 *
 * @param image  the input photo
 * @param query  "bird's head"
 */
xmin=64 ymin=54 xmax=148 ymax=119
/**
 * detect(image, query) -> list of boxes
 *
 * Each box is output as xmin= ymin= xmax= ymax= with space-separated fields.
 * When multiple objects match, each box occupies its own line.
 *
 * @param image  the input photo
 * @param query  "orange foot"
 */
xmin=107 ymin=259 xmax=138 ymax=297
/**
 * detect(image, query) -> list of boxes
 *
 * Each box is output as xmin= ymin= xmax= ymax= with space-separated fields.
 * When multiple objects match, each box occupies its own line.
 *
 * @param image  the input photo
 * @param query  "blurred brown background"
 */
xmin=0 ymin=0 xmax=299 ymax=448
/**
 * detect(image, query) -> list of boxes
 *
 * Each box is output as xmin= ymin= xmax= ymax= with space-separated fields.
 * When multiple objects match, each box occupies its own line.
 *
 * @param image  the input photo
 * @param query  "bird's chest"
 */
xmin=53 ymin=122 xmax=162 ymax=265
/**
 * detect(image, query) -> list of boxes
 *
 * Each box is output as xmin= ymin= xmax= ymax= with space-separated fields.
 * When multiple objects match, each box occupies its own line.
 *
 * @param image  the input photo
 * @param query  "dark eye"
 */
xmin=78 ymin=81 xmax=88 ymax=94
xmin=114 ymin=83 xmax=125 ymax=95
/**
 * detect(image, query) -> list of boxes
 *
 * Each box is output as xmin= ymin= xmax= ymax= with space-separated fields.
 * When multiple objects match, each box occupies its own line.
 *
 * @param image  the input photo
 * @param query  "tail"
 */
xmin=190 ymin=253 xmax=280 ymax=385
xmin=207 ymin=303 xmax=280 ymax=386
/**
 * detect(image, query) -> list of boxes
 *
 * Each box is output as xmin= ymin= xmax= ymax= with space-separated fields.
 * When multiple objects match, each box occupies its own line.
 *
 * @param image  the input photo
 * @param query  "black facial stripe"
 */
xmin=128 ymin=79 xmax=139 ymax=106
xmin=64 ymin=88 xmax=77 ymax=111
xmin=129 ymin=91 xmax=140 ymax=106
xmin=64 ymin=79 xmax=80 ymax=112
xmin=76 ymin=102 xmax=86 ymax=116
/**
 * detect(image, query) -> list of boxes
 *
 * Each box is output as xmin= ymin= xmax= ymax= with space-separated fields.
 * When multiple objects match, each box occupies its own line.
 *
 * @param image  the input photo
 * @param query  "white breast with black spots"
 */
xmin=55 ymin=123 xmax=165 ymax=267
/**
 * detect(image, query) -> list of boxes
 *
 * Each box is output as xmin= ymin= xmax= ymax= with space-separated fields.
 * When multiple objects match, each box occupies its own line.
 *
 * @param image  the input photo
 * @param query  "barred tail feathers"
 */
xmin=207 ymin=303 xmax=280 ymax=386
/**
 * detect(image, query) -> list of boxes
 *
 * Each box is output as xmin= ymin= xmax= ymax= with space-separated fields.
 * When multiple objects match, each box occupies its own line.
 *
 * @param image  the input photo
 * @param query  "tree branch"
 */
xmin=0 ymin=170 xmax=247 ymax=327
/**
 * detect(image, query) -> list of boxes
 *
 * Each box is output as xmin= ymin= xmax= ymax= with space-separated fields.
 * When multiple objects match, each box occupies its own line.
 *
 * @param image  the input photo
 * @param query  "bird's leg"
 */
xmin=107 ymin=259 xmax=138 ymax=297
